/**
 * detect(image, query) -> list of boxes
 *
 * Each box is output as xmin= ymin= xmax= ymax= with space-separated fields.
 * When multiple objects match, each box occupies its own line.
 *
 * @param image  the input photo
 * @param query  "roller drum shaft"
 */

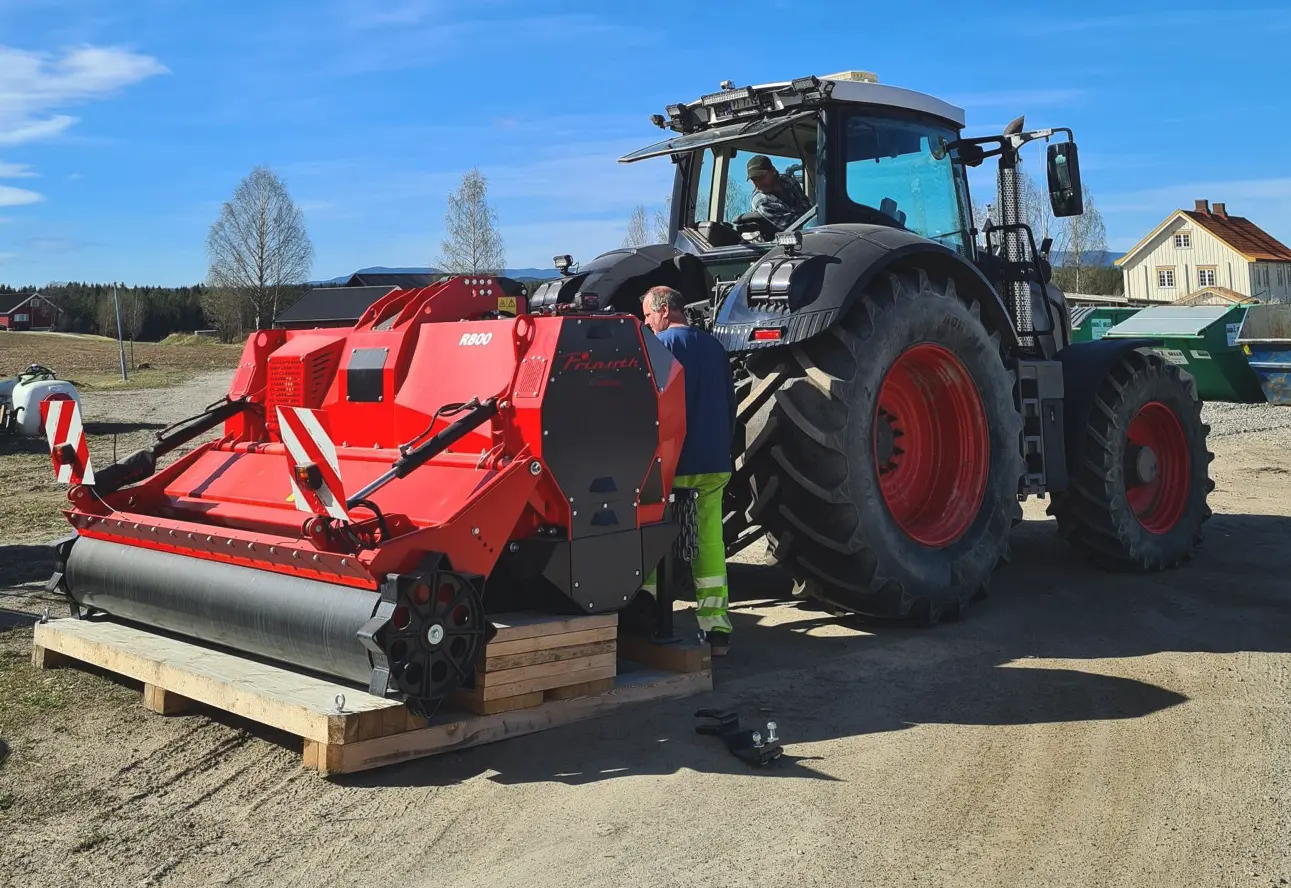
xmin=64 ymin=536 xmax=380 ymax=684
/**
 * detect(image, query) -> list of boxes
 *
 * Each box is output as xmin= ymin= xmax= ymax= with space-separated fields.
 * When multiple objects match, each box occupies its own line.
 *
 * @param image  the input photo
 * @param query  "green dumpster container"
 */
xmin=1069 ymin=306 xmax=1141 ymax=342
xmin=1102 ymin=305 xmax=1265 ymax=403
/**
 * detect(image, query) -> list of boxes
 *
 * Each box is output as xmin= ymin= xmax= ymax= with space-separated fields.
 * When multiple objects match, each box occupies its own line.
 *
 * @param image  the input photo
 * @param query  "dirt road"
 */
xmin=1 ymin=378 xmax=1289 ymax=887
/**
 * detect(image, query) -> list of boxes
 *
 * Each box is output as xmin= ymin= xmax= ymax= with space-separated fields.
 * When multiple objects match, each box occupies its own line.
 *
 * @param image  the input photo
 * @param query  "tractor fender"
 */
xmin=1054 ymin=337 xmax=1167 ymax=490
xmin=530 ymin=244 xmax=707 ymax=315
xmin=713 ymin=224 xmax=1018 ymax=352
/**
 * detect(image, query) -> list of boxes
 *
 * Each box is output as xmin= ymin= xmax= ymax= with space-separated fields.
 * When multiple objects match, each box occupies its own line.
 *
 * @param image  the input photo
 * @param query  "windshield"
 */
xmin=842 ymin=111 xmax=970 ymax=252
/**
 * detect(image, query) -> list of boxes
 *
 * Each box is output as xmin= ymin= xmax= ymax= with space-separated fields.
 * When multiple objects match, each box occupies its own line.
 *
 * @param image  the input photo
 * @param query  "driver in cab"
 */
xmin=747 ymin=154 xmax=810 ymax=233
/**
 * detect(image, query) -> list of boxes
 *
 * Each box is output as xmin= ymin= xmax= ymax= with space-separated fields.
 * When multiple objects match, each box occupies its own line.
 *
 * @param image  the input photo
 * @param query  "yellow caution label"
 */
xmin=498 ymin=296 xmax=517 ymax=314
xmin=285 ymin=492 xmax=295 ymax=503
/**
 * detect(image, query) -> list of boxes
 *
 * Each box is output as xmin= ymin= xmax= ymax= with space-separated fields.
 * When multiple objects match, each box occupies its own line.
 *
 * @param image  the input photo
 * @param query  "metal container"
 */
xmin=1069 ymin=306 xmax=1141 ymax=343
xmin=1103 ymin=305 xmax=1265 ymax=403
xmin=1236 ymin=303 xmax=1291 ymax=405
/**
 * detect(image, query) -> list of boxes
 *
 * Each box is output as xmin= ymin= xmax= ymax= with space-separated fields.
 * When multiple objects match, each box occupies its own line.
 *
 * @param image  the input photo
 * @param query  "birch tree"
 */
xmin=205 ymin=166 xmax=314 ymax=334
xmin=1054 ymin=183 xmax=1107 ymax=293
xmin=652 ymin=196 xmax=671 ymax=244
xmin=623 ymin=205 xmax=649 ymax=247
xmin=438 ymin=168 xmax=505 ymax=274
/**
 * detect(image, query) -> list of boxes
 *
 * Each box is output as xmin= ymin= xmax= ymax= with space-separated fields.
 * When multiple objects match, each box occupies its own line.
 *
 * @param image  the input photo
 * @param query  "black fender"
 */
xmin=712 ymin=224 xmax=1018 ymax=353
xmin=529 ymin=244 xmax=706 ymax=315
xmin=1054 ymin=337 xmax=1164 ymax=493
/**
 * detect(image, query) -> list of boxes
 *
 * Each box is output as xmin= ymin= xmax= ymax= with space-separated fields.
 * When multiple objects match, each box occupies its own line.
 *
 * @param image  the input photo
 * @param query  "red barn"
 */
xmin=0 ymin=293 xmax=60 ymax=331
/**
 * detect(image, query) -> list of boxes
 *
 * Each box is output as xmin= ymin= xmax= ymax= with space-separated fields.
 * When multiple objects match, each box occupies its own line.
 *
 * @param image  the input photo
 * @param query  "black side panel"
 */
xmin=641 ymin=327 xmax=677 ymax=392
xmin=347 ymin=347 xmax=389 ymax=402
xmin=712 ymin=225 xmax=1017 ymax=353
xmin=569 ymin=532 xmax=644 ymax=612
xmin=1056 ymin=338 xmax=1162 ymax=491
xmin=64 ymin=537 xmax=380 ymax=684
xmin=544 ymin=318 xmax=657 ymax=541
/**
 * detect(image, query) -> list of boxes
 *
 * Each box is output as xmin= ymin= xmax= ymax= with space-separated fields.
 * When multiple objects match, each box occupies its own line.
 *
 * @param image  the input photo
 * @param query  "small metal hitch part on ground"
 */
xmin=694 ymin=709 xmax=784 ymax=767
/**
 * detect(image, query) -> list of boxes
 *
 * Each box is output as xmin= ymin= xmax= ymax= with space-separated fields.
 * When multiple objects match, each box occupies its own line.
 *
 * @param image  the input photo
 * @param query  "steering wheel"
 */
xmin=732 ymin=212 xmax=779 ymax=242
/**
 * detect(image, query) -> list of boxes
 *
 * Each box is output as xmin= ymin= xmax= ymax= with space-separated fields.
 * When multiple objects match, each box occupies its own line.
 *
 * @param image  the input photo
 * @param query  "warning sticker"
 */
xmin=498 ymin=296 xmax=517 ymax=314
xmin=1191 ymin=350 xmax=1212 ymax=360
xmin=1156 ymin=348 xmax=1189 ymax=365
xmin=1090 ymin=318 xmax=1113 ymax=340
xmin=1227 ymin=322 xmax=1241 ymax=346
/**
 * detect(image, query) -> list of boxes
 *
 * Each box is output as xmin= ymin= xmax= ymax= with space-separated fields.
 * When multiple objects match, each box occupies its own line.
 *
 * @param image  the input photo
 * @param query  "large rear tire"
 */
xmin=742 ymin=269 xmax=1023 ymax=623
xmin=1049 ymin=350 xmax=1213 ymax=569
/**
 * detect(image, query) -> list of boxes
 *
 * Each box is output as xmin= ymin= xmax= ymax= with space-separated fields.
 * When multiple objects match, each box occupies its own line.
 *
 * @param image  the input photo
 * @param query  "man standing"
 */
xmin=747 ymin=154 xmax=811 ymax=232
xmin=640 ymin=285 xmax=735 ymax=655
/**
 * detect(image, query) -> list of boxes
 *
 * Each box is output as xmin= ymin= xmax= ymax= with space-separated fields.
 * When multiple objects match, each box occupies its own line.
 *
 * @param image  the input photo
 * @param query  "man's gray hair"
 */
xmin=642 ymin=285 xmax=685 ymax=314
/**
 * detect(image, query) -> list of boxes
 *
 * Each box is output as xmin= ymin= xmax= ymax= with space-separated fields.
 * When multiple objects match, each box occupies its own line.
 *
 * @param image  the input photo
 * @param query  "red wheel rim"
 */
xmin=874 ymin=344 xmax=990 ymax=547
xmin=1126 ymin=401 xmax=1191 ymax=534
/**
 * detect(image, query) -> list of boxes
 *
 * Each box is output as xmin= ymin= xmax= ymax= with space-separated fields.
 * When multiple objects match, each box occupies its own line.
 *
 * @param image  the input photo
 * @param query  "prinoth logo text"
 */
xmin=560 ymin=351 xmax=640 ymax=373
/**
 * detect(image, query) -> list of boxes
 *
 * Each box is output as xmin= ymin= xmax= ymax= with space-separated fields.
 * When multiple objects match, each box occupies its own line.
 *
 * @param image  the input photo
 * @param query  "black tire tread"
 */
xmin=1048 ymin=349 xmax=1214 ymax=571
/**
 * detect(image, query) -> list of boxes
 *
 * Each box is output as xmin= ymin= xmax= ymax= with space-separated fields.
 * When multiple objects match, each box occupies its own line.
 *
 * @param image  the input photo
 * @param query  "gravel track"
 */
xmin=0 ymin=376 xmax=1288 ymax=887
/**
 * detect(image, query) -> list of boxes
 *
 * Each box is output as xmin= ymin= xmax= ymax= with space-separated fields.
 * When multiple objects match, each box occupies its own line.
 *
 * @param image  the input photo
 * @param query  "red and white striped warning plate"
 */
xmin=277 ymin=406 xmax=349 ymax=521
xmin=42 ymin=395 xmax=95 ymax=486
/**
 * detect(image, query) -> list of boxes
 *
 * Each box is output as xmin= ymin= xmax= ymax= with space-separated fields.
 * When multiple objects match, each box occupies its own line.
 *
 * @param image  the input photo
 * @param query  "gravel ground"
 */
xmin=0 ymin=376 xmax=1289 ymax=888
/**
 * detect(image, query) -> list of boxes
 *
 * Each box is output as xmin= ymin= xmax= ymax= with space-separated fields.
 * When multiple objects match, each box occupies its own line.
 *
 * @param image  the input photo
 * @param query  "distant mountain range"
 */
xmin=308 ymin=265 xmax=561 ymax=286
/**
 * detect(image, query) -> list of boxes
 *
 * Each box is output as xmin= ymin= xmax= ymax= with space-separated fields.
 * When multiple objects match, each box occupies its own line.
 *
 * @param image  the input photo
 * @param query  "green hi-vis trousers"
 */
xmin=642 ymin=472 xmax=733 ymax=635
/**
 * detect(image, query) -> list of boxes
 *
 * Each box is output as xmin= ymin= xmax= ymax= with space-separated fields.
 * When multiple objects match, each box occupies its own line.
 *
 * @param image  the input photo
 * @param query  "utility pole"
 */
xmin=113 ymin=283 xmax=128 ymax=381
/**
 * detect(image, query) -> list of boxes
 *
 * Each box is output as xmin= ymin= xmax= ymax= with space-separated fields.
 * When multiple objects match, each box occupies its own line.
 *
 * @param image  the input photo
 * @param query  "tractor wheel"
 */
xmin=1048 ymin=350 xmax=1213 ymax=570
xmin=742 ymin=269 xmax=1023 ymax=624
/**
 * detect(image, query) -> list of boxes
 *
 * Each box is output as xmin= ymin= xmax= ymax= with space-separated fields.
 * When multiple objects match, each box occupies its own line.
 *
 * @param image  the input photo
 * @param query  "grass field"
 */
xmin=0 ymin=331 xmax=242 ymax=390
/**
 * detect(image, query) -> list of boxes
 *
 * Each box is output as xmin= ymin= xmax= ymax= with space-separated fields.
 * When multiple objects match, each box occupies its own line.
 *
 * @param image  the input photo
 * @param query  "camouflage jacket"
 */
xmin=750 ymin=173 xmax=811 ymax=231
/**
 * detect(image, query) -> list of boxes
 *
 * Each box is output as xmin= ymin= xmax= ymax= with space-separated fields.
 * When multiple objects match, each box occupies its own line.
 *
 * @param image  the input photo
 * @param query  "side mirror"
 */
xmin=1047 ymin=142 xmax=1083 ymax=217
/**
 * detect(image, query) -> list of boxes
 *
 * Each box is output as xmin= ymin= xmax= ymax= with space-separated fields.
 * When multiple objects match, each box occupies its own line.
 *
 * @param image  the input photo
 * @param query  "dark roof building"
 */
xmin=344 ymin=271 xmax=438 ymax=289
xmin=274 ymin=286 xmax=396 ymax=329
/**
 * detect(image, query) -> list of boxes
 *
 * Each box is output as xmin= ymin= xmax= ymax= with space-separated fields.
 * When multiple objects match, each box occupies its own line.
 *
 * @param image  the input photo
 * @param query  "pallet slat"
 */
xmin=483 ymin=625 xmax=617 ymax=657
xmin=31 ymin=612 xmax=710 ymax=776
xmin=481 ymin=639 xmax=616 ymax=672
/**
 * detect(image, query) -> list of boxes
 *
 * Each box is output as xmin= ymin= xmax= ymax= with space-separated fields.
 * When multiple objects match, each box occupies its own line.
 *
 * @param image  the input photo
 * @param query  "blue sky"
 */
xmin=2 ymin=0 xmax=1290 ymax=286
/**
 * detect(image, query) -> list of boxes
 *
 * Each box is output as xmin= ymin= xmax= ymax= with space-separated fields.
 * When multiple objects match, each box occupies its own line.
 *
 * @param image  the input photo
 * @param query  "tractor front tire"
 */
xmin=1049 ymin=350 xmax=1213 ymax=569
xmin=743 ymin=268 xmax=1023 ymax=624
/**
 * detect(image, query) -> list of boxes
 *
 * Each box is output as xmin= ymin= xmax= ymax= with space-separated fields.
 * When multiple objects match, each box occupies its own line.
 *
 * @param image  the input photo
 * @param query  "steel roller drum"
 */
xmin=63 ymin=536 xmax=380 ymax=684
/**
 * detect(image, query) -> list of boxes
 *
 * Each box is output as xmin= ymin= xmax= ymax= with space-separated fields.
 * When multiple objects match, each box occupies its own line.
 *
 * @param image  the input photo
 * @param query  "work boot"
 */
xmin=706 ymin=630 xmax=730 ymax=657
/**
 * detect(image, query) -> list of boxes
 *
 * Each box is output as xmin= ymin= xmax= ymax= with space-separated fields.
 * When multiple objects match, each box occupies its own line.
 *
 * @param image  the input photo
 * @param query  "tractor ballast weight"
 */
xmin=46 ymin=278 xmax=688 ymax=713
xmin=535 ymin=72 xmax=1215 ymax=622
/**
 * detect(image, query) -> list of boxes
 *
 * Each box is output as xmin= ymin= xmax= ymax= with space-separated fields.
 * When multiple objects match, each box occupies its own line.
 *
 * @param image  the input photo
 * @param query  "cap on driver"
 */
xmin=746 ymin=155 xmax=777 ymax=179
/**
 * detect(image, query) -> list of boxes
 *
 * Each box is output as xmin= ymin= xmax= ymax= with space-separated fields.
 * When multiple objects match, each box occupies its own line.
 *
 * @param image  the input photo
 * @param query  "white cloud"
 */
xmin=0 ymin=161 xmax=35 ymax=177
xmin=0 ymin=184 xmax=42 ymax=206
xmin=0 ymin=45 xmax=167 ymax=146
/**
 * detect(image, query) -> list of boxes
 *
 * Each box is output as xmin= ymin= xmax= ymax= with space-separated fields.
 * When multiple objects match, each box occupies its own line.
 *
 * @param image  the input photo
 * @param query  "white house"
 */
xmin=1115 ymin=200 xmax=1291 ymax=303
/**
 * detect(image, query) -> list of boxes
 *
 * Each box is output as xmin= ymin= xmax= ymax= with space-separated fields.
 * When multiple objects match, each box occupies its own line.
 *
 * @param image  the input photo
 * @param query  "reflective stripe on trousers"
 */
xmin=642 ymin=471 xmax=732 ymax=634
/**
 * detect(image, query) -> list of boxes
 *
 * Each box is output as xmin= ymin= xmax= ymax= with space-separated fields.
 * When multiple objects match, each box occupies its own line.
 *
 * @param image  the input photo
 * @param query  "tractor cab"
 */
xmin=620 ymin=73 xmax=975 ymax=280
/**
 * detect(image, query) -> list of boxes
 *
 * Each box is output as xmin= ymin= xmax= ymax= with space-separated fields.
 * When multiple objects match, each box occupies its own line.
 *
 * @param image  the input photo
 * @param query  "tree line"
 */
xmin=0 ymin=281 xmax=209 ymax=341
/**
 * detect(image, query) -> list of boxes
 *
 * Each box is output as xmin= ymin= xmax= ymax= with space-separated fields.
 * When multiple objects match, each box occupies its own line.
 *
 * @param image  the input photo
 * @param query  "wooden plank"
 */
xmin=483 ymin=626 xmax=617 ymax=657
xmin=329 ymin=670 xmax=713 ymax=775
xmin=31 ymin=644 xmax=70 ymax=670
xmin=32 ymin=619 xmax=398 ymax=744
xmin=617 ymin=634 xmax=711 ymax=674
xmin=476 ymin=653 xmax=616 ymax=690
xmin=487 ymin=612 xmax=617 ymax=644
xmin=447 ymin=689 xmax=544 ymax=716
xmin=544 ymin=677 xmax=615 ymax=700
xmin=142 ymin=683 xmax=195 ymax=716
xmin=481 ymin=640 xmax=616 ymax=672
xmin=478 ymin=663 xmax=615 ymax=701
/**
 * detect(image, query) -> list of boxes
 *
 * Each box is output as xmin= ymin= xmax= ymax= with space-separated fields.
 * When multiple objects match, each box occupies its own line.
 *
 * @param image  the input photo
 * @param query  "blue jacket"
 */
xmin=654 ymin=325 xmax=735 ymax=476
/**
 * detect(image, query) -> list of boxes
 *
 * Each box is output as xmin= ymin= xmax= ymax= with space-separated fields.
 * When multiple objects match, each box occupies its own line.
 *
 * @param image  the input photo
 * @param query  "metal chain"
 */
xmin=673 ymin=487 xmax=699 ymax=563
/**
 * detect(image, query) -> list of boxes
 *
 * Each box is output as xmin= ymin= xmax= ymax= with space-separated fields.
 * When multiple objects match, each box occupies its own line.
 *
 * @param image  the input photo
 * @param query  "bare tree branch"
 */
xmin=205 ymin=166 xmax=314 ymax=336
xmin=652 ymin=196 xmax=671 ymax=244
xmin=623 ymin=205 xmax=649 ymax=248
xmin=1054 ymin=183 xmax=1107 ymax=293
xmin=438 ymin=168 xmax=505 ymax=274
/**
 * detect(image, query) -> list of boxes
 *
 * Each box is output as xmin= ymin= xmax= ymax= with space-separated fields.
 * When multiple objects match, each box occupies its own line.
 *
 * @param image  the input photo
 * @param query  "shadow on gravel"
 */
xmin=339 ymin=511 xmax=1290 ymax=789
xmin=0 ymin=545 xmax=56 ymax=587
xmin=82 ymin=421 xmax=166 ymax=436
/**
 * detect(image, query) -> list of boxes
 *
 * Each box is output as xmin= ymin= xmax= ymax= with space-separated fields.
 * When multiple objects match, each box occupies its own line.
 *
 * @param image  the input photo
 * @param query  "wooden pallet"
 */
xmin=449 ymin=613 xmax=619 ymax=714
xmin=31 ymin=615 xmax=711 ymax=776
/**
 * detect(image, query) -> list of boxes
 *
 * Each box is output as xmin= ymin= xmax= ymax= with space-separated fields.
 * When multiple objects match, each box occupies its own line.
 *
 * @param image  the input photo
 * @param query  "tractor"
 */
xmin=527 ymin=71 xmax=1214 ymax=623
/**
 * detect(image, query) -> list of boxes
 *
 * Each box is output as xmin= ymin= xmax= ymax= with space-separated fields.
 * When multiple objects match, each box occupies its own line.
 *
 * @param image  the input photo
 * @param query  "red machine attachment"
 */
xmin=47 ymin=276 xmax=687 ymax=714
